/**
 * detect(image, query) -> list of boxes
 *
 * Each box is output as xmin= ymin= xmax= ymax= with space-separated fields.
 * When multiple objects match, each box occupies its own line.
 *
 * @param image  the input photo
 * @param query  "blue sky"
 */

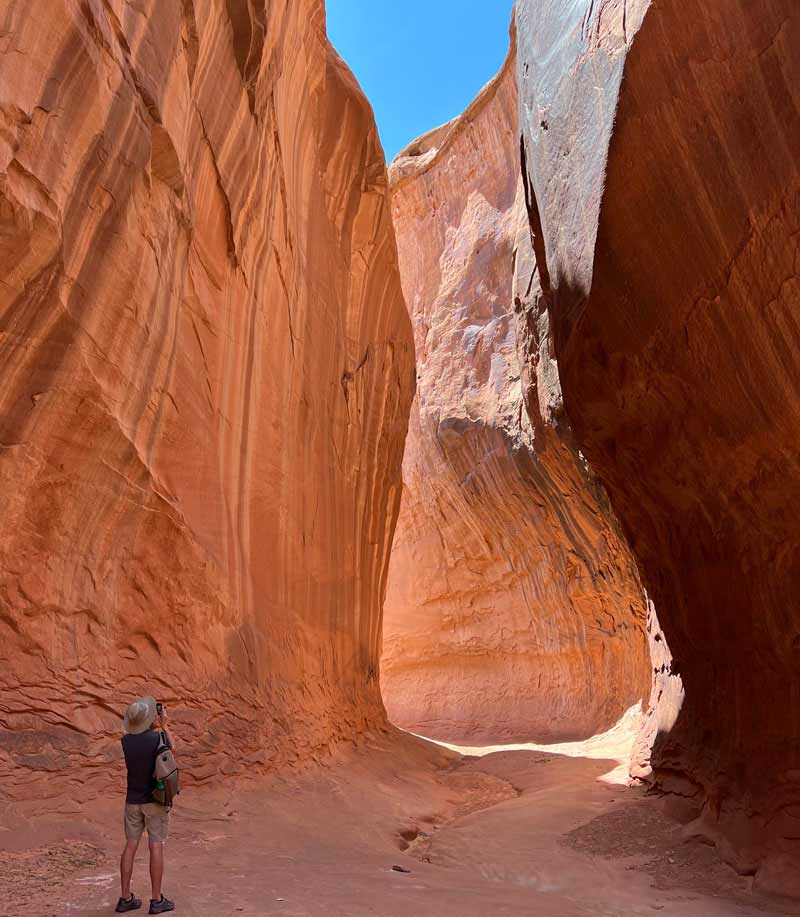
xmin=326 ymin=1 xmax=513 ymax=162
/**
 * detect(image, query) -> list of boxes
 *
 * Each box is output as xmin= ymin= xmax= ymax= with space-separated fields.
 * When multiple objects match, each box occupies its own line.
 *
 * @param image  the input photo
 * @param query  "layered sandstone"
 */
xmin=381 ymin=41 xmax=650 ymax=745
xmin=0 ymin=0 xmax=414 ymax=800
xmin=517 ymin=0 xmax=800 ymax=886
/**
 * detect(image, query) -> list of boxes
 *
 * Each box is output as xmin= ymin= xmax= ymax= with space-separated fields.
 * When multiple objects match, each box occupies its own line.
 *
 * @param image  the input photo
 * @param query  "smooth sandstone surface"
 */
xmin=0 ymin=0 xmax=414 ymax=799
xmin=517 ymin=0 xmax=800 ymax=886
xmin=382 ymin=41 xmax=650 ymax=745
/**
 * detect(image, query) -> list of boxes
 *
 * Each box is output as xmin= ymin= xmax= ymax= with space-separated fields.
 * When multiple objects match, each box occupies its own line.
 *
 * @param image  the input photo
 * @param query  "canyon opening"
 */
xmin=1 ymin=2 xmax=798 ymax=915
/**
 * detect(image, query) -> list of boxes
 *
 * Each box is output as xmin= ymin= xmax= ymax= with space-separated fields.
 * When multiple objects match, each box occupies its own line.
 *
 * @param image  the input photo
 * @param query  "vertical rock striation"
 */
xmin=517 ymin=0 xmax=800 ymax=886
xmin=382 ymin=38 xmax=650 ymax=745
xmin=0 ymin=0 xmax=414 ymax=801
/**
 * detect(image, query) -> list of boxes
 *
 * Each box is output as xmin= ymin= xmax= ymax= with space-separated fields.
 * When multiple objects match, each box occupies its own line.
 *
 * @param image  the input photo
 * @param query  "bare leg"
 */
xmin=120 ymin=838 xmax=140 ymax=897
xmin=149 ymin=840 xmax=164 ymax=901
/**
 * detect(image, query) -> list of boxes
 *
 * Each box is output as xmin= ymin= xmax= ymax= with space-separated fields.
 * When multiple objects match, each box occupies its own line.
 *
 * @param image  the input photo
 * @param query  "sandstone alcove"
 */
xmin=379 ymin=35 xmax=653 ymax=749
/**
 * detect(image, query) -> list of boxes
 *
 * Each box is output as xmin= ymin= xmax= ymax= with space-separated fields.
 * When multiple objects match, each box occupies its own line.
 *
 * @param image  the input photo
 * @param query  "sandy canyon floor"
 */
xmin=1 ymin=718 xmax=792 ymax=917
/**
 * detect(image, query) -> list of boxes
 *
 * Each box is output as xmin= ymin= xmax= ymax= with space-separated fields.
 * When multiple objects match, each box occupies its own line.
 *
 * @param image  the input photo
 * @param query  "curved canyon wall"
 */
xmin=381 ymin=41 xmax=650 ymax=745
xmin=517 ymin=0 xmax=800 ymax=885
xmin=0 ymin=0 xmax=414 ymax=801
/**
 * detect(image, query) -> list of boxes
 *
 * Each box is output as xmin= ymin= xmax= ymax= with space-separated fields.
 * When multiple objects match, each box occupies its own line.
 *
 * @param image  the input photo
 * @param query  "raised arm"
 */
xmin=158 ymin=707 xmax=176 ymax=751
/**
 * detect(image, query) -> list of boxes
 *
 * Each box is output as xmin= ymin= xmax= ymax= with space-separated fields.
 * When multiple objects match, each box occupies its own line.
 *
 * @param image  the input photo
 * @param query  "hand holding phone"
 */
xmin=156 ymin=702 xmax=163 ymax=718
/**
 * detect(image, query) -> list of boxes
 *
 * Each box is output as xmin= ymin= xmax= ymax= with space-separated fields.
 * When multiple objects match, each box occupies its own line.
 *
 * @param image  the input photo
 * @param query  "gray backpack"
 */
xmin=152 ymin=733 xmax=180 ymax=807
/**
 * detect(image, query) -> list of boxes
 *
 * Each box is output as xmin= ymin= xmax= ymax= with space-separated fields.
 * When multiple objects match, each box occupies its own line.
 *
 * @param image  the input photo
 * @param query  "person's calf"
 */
xmin=147 ymin=839 xmax=174 ymax=912
xmin=148 ymin=839 xmax=164 ymax=899
xmin=120 ymin=838 xmax=140 ymax=898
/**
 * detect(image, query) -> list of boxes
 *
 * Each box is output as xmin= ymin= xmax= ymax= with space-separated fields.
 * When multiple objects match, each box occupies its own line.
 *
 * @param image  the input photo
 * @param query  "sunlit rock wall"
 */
xmin=0 ymin=0 xmax=414 ymax=801
xmin=382 ymin=40 xmax=650 ymax=745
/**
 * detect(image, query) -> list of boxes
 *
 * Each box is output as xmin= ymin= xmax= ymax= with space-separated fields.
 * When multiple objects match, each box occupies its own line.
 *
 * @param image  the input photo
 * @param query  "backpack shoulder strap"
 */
xmin=157 ymin=730 xmax=175 ymax=754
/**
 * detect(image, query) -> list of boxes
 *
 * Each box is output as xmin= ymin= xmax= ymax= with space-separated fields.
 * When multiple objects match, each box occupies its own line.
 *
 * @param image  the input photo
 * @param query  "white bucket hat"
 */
xmin=123 ymin=695 xmax=157 ymax=734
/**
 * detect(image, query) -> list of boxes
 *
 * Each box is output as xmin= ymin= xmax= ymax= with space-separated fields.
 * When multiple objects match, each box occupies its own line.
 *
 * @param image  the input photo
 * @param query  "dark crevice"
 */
xmin=225 ymin=0 xmax=266 ymax=116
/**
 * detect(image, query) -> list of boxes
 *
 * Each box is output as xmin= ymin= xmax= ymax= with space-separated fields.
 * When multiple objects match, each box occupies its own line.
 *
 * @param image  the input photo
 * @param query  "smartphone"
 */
xmin=156 ymin=702 xmax=163 ymax=717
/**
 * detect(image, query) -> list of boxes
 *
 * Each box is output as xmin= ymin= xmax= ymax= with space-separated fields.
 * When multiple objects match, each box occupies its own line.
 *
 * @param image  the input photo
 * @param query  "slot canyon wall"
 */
xmin=0 ymin=0 xmax=414 ymax=802
xmin=381 ymin=38 xmax=651 ymax=745
xmin=517 ymin=0 xmax=800 ymax=886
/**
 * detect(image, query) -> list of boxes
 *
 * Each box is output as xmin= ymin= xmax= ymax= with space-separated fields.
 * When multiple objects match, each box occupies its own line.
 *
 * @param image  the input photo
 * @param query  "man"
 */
xmin=116 ymin=696 xmax=176 ymax=914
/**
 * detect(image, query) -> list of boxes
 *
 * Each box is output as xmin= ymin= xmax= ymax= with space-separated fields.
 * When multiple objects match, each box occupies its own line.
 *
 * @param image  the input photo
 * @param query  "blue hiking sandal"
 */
xmin=115 ymin=893 xmax=142 ymax=912
xmin=148 ymin=895 xmax=175 ymax=914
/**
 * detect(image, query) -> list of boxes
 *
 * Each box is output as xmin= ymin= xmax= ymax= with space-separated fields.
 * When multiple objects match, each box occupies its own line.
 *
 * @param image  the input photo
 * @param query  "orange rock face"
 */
xmin=0 ymin=0 xmax=414 ymax=797
xmin=517 ymin=0 xmax=800 ymax=886
xmin=381 ymin=42 xmax=650 ymax=745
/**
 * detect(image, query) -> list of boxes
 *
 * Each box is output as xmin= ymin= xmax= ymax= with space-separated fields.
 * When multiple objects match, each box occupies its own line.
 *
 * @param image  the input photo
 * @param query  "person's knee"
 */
xmin=121 ymin=839 xmax=138 ymax=861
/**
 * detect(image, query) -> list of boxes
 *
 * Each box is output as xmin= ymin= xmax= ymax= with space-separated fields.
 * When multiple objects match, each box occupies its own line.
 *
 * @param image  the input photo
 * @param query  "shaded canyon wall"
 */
xmin=0 ymin=0 xmax=414 ymax=801
xmin=517 ymin=0 xmax=800 ymax=886
xmin=382 ymin=41 xmax=650 ymax=745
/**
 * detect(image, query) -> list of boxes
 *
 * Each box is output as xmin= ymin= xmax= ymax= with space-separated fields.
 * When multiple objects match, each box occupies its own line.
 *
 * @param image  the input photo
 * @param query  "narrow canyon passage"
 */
xmin=382 ymin=0 xmax=800 ymax=906
xmin=0 ymin=0 xmax=798 ymax=914
xmin=380 ymin=29 xmax=652 ymax=750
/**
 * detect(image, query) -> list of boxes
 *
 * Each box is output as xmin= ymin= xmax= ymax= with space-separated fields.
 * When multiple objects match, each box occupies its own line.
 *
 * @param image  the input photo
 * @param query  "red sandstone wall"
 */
xmin=517 ymin=0 xmax=800 ymax=889
xmin=0 ymin=0 xmax=414 ymax=800
xmin=382 ymin=41 xmax=650 ymax=745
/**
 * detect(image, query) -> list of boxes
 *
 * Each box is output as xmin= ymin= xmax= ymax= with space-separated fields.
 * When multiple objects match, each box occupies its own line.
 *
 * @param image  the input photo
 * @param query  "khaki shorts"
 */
xmin=124 ymin=802 xmax=170 ymax=843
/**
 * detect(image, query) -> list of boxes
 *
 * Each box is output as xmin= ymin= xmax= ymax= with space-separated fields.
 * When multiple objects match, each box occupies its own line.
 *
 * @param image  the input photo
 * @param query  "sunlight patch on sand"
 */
xmin=411 ymin=703 xmax=644 ymax=785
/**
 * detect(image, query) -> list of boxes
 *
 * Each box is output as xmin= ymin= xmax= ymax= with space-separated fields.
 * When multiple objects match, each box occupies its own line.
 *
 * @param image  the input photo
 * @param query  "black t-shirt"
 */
xmin=122 ymin=730 xmax=170 ymax=804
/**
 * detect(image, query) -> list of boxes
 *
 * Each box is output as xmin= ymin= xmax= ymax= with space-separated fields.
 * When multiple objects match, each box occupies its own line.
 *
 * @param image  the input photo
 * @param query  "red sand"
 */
xmin=1 ymin=725 xmax=791 ymax=916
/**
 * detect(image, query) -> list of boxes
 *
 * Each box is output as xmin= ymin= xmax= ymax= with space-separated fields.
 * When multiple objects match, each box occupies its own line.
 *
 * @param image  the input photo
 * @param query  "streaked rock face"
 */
xmin=517 ymin=0 xmax=800 ymax=887
xmin=382 ymin=41 xmax=650 ymax=745
xmin=0 ymin=0 xmax=414 ymax=798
